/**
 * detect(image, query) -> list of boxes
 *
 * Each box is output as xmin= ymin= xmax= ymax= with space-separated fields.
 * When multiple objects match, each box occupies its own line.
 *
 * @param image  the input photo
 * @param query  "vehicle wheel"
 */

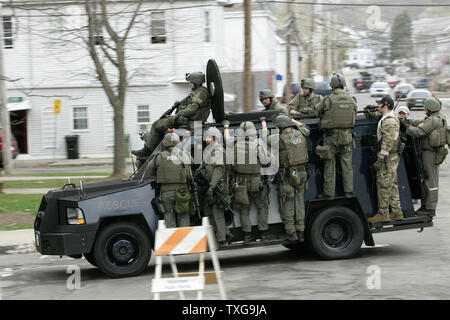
xmin=83 ymin=252 xmax=97 ymax=267
xmin=94 ymin=222 xmax=152 ymax=278
xmin=307 ymin=206 xmax=364 ymax=260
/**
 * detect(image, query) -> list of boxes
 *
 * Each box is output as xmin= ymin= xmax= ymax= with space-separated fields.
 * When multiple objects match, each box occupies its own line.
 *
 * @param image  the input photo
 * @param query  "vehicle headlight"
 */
xmin=66 ymin=208 xmax=86 ymax=225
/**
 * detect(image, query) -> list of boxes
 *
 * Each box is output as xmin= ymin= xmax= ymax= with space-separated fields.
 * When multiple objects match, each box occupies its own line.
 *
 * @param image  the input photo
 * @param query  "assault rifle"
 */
xmin=277 ymin=170 xmax=286 ymax=203
xmin=188 ymin=166 xmax=202 ymax=221
xmin=159 ymin=100 xmax=181 ymax=120
xmin=196 ymin=168 xmax=237 ymax=223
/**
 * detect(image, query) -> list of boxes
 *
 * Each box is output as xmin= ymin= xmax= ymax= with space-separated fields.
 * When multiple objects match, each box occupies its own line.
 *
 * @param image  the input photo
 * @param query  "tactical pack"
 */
xmin=320 ymin=94 xmax=356 ymax=129
xmin=279 ymin=130 xmax=309 ymax=167
xmin=175 ymin=188 xmax=191 ymax=214
xmin=156 ymin=151 xmax=188 ymax=184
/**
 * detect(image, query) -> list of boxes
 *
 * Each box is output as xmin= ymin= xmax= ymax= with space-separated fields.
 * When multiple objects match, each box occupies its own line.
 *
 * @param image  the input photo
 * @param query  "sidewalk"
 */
xmin=0 ymin=229 xmax=36 ymax=255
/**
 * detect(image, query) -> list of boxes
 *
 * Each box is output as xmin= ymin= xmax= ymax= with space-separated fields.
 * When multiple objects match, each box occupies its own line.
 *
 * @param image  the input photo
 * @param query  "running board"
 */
xmin=369 ymin=216 xmax=433 ymax=234
xmin=217 ymin=237 xmax=302 ymax=251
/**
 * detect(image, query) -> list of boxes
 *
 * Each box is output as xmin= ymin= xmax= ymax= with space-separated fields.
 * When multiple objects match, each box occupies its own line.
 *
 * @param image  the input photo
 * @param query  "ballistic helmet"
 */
xmin=162 ymin=132 xmax=180 ymax=147
xmin=259 ymin=89 xmax=275 ymax=100
xmin=424 ymin=97 xmax=441 ymax=112
xmin=330 ymin=73 xmax=346 ymax=89
xmin=239 ymin=121 xmax=257 ymax=137
xmin=185 ymin=72 xmax=205 ymax=85
xmin=274 ymin=115 xmax=292 ymax=129
xmin=301 ymin=78 xmax=316 ymax=90
xmin=204 ymin=126 xmax=221 ymax=138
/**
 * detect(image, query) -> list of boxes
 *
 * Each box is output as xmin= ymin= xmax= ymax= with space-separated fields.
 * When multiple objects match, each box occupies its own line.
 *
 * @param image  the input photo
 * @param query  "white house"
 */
xmin=2 ymin=0 xmax=225 ymax=159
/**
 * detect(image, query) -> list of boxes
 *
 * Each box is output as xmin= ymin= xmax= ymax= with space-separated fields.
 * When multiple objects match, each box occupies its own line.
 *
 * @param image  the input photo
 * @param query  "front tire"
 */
xmin=308 ymin=206 xmax=364 ymax=260
xmin=94 ymin=222 xmax=152 ymax=278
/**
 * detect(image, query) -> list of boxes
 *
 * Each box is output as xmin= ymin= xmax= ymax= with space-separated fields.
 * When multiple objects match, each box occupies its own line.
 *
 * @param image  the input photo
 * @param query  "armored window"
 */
xmin=151 ymin=11 xmax=166 ymax=44
xmin=137 ymin=105 xmax=151 ymax=132
xmin=204 ymin=11 xmax=211 ymax=43
xmin=73 ymin=106 xmax=88 ymax=130
xmin=3 ymin=16 xmax=13 ymax=49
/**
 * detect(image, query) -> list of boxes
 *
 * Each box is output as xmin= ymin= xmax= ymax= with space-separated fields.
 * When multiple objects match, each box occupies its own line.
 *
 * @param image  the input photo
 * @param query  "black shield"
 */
xmin=206 ymin=59 xmax=225 ymax=123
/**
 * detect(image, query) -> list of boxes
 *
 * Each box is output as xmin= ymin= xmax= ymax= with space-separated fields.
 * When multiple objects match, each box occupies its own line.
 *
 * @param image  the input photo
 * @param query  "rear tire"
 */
xmin=94 ymin=222 xmax=152 ymax=278
xmin=307 ymin=206 xmax=364 ymax=260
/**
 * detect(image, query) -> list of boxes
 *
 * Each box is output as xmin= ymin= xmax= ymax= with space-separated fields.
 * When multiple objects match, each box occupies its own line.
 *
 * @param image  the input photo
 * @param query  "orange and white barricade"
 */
xmin=151 ymin=217 xmax=227 ymax=300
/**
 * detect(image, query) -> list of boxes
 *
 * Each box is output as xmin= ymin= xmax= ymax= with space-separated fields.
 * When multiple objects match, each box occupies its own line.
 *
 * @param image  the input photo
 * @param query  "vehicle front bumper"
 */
xmin=35 ymin=226 xmax=97 ymax=256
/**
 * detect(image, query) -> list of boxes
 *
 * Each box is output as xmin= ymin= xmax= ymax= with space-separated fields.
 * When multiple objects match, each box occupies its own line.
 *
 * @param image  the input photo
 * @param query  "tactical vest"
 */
xmin=186 ymin=86 xmax=211 ymax=122
xmin=378 ymin=114 xmax=400 ymax=154
xmin=423 ymin=115 xmax=448 ymax=149
xmin=279 ymin=130 xmax=308 ymax=168
xmin=294 ymin=94 xmax=320 ymax=112
xmin=232 ymin=140 xmax=261 ymax=175
xmin=156 ymin=151 xmax=188 ymax=184
xmin=320 ymin=94 xmax=356 ymax=129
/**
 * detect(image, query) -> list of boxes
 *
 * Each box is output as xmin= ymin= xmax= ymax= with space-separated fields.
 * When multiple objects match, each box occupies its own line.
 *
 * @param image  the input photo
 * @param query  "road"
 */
xmin=2 ymin=76 xmax=450 ymax=301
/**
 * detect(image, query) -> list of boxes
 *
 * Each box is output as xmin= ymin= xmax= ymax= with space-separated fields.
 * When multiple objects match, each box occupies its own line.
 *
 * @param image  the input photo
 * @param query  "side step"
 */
xmin=217 ymin=237 xmax=302 ymax=251
xmin=369 ymin=216 xmax=433 ymax=234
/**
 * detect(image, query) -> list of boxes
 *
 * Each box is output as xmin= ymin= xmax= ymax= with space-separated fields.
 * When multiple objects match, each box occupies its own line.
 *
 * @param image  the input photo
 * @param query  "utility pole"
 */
xmin=0 ymin=4 xmax=13 ymax=174
xmin=243 ymin=0 xmax=252 ymax=112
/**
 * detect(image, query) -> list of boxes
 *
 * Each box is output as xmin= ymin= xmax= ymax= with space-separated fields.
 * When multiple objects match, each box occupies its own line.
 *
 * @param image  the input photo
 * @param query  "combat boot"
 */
xmin=131 ymin=145 xmax=152 ymax=158
xmin=367 ymin=213 xmax=390 ymax=223
xmin=286 ymin=232 xmax=299 ymax=242
xmin=316 ymin=193 xmax=334 ymax=200
xmin=389 ymin=211 xmax=404 ymax=220
xmin=260 ymin=230 xmax=276 ymax=242
xmin=297 ymin=231 xmax=305 ymax=242
xmin=344 ymin=192 xmax=355 ymax=198
xmin=416 ymin=209 xmax=435 ymax=217
xmin=244 ymin=232 xmax=256 ymax=245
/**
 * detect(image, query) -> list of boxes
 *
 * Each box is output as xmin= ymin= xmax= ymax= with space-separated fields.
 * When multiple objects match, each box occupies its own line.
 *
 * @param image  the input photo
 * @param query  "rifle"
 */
xmin=196 ymin=168 xmax=237 ymax=222
xmin=188 ymin=166 xmax=202 ymax=221
xmin=392 ymin=95 xmax=402 ymax=113
xmin=159 ymin=100 xmax=181 ymax=120
xmin=277 ymin=170 xmax=286 ymax=203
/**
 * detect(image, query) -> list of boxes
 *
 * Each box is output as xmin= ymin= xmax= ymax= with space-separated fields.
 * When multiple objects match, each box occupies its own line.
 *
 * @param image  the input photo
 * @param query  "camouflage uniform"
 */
xmin=289 ymin=93 xmax=321 ymax=116
xmin=315 ymin=90 xmax=357 ymax=197
xmin=147 ymin=133 xmax=193 ymax=228
xmin=369 ymin=112 xmax=403 ymax=222
xmin=199 ymin=129 xmax=229 ymax=243
xmin=265 ymin=99 xmax=289 ymax=115
xmin=406 ymin=112 xmax=447 ymax=214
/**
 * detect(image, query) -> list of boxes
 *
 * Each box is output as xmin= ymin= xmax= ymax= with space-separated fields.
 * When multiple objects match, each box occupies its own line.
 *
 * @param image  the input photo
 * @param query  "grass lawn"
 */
xmin=2 ymin=178 xmax=109 ymax=189
xmin=0 ymin=194 xmax=42 ymax=230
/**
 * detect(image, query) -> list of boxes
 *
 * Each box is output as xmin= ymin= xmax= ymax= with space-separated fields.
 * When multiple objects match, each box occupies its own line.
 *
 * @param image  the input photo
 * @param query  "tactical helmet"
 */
xmin=259 ymin=89 xmax=275 ymax=100
xmin=423 ymin=97 xmax=441 ymax=112
xmin=330 ymin=73 xmax=346 ymax=89
xmin=239 ymin=121 xmax=257 ymax=137
xmin=204 ymin=126 xmax=221 ymax=139
xmin=185 ymin=72 xmax=205 ymax=85
xmin=397 ymin=106 xmax=410 ymax=115
xmin=301 ymin=78 xmax=316 ymax=90
xmin=274 ymin=115 xmax=292 ymax=129
xmin=162 ymin=132 xmax=180 ymax=147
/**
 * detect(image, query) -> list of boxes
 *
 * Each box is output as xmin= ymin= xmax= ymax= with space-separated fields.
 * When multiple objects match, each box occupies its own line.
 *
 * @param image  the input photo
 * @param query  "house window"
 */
xmin=204 ymin=11 xmax=211 ymax=43
xmin=151 ymin=11 xmax=166 ymax=44
xmin=73 ymin=107 xmax=88 ymax=130
xmin=3 ymin=16 xmax=13 ymax=49
xmin=94 ymin=12 xmax=104 ymax=45
xmin=137 ymin=105 xmax=151 ymax=132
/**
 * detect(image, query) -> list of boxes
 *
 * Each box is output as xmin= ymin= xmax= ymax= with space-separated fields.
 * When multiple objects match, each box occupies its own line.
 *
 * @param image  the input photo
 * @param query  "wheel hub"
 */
xmin=112 ymin=239 xmax=136 ymax=263
xmin=323 ymin=223 xmax=345 ymax=246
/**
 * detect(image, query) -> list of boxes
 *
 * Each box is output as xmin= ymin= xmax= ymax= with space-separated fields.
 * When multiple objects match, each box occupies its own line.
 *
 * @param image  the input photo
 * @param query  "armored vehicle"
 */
xmin=34 ymin=60 xmax=433 ymax=278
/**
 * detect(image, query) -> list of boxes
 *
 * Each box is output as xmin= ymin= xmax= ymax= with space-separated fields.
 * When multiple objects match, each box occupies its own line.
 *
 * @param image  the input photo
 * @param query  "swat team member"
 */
xmin=132 ymin=72 xmax=211 ymax=159
xmin=315 ymin=73 xmax=358 ymax=198
xmin=262 ymin=115 xmax=310 ymax=241
xmin=223 ymin=120 xmax=274 ymax=244
xmin=289 ymin=78 xmax=322 ymax=116
xmin=198 ymin=126 xmax=230 ymax=247
xmin=403 ymin=97 xmax=448 ymax=217
xmin=147 ymin=132 xmax=193 ymax=228
xmin=368 ymin=96 xmax=403 ymax=223
xmin=259 ymin=89 xmax=289 ymax=115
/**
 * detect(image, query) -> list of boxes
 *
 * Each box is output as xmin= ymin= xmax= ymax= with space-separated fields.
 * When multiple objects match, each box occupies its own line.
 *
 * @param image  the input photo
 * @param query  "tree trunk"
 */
xmin=112 ymin=103 xmax=126 ymax=179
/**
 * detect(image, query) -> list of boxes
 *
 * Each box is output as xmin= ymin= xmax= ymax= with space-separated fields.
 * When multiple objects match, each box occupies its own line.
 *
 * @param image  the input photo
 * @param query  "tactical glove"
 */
xmin=372 ymin=157 xmax=385 ymax=172
xmin=222 ymin=120 xmax=230 ymax=128
xmin=176 ymin=115 xmax=188 ymax=126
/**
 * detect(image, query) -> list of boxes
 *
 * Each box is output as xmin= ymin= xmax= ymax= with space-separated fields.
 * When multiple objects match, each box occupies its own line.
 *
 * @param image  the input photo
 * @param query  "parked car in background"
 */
xmin=315 ymin=81 xmax=332 ymax=97
xmin=370 ymin=82 xmax=391 ymax=97
xmin=413 ymin=78 xmax=429 ymax=89
xmin=349 ymin=62 xmax=360 ymax=69
xmin=386 ymin=76 xmax=400 ymax=88
xmin=362 ymin=60 xmax=375 ymax=68
xmin=394 ymin=83 xmax=414 ymax=100
xmin=406 ymin=89 xmax=432 ymax=109
xmin=0 ymin=129 xmax=19 ymax=168
xmin=353 ymin=71 xmax=374 ymax=92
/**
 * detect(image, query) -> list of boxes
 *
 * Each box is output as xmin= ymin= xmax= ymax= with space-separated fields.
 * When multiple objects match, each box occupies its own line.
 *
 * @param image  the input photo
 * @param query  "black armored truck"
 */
xmin=34 ymin=60 xmax=433 ymax=278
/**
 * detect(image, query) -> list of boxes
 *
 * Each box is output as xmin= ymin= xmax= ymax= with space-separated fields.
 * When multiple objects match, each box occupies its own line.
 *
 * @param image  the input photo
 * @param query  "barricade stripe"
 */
xmin=189 ymin=236 xmax=207 ymax=254
xmin=171 ymin=227 xmax=207 ymax=255
xmin=155 ymin=227 xmax=193 ymax=256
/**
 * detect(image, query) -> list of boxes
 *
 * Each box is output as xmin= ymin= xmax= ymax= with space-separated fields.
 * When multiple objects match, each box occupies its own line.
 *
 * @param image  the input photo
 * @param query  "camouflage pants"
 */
xmin=204 ymin=200 xmax=227 ymax=242
xmin=161 ymin=190 xmax=190 ymax=228
xmin=376 ymin=154 xmax=402 ymax=216
xmin=279 ymin=167 xmax=308 ymax=234
xmin=233 ymin=182 xmax=269 ymax=233
xmin=423 ymin=150 xmax=439 ymax=211
xmin=144 ymin=116 xmax=176 ymax=153
xmin=323 ymin=132 xmax=354 ymax=196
